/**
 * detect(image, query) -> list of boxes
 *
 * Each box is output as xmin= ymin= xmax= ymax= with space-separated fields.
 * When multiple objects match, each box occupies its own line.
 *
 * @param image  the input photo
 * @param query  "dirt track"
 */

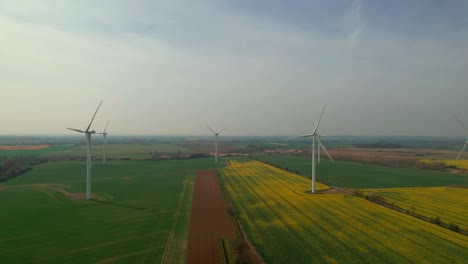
xmin=187 ymin=170 xmax=236 ymax=264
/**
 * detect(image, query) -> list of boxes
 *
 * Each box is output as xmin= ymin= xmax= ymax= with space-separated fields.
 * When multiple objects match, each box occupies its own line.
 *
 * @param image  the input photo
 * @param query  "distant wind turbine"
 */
xmin=299 ymin=105 xmax=334 ymax=193
xmin=207 ymin=126 xmax=226 ymax=164
xmin=314 ymin=127 xmax=333 ymax=164
xmin=67 ymin=100 xmax=103 ymax=200
xmin=97 ymin=120 xmax=110 ymax=164
xmin=453 ymin=113 xmax=468 ymax=160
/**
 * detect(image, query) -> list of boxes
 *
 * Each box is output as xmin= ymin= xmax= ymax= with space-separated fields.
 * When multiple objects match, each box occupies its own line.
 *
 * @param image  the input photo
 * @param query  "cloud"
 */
xmin=343 ymin=0 xmax=365 ymax=48
xmin=0 ymin=1 xmax=467 ymax=136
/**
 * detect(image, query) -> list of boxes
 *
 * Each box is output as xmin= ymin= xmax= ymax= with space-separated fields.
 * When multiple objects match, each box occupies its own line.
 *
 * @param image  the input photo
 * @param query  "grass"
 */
xmin=221 ymin=160 xmax=468 ymax=263
xmin=0 ymin=158 xmax=217 ymax=263
xmin=256 ymin=154 xmax=468 ymax=188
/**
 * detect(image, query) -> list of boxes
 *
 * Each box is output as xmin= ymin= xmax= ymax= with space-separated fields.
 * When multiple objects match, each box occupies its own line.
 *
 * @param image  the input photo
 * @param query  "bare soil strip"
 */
xmin=187 ymin=170 xmax=236 ymax=264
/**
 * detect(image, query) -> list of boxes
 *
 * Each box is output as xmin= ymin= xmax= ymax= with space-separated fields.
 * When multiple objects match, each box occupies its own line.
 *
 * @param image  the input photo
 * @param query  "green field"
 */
xmin=221 ymin=160 xmax=468 ymax=263
xmin=41 ymin=143 xmax=194 ymax=159
xmin=256 ymin=154 xmax=468 ymax=188
xmin=0 ymin=158 xmax=218 ymax=263
xmin=0 ymin=145 xmax=74 ymax=158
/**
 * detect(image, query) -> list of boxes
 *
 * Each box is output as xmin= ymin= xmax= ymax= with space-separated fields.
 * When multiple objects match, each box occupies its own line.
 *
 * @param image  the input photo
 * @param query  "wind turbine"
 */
xmin=314 ymin=128 xmax=333 ymax=164
xmin=299 ymin=105 xmax=333 ymax=193
xmin=67 ymin=100 xmax=103 ymax=200
xmin=97 ymin=120 xmax=110 ymax=164
xmin=207 ymin=126 xmax=226 ymax=164
xmin=453 ymin=113 xmax=468 ymax=160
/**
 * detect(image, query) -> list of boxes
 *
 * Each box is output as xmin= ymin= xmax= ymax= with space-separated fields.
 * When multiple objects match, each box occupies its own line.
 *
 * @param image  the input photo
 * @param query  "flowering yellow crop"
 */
xmin=221 ymin=160 xmax=468 ymax=263
xmin=421 ymin=159 xmax=468 ymax=170
xmin=362 ymin=187 xmax=468 ymax=230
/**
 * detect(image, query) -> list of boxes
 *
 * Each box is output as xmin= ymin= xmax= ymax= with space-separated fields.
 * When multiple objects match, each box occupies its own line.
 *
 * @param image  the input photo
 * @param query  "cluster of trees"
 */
xmin=0 ymin=156 xmax=48 ymax=182
xmin=149 ymin=150 xmax=210 ymax=161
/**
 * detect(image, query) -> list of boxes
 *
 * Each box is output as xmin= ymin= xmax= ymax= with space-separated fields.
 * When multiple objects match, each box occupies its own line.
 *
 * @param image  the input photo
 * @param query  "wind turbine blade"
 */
xmin=217 ymin=128 xmax=227 ymax=134
xmin=453 ymin=113 xmax=468 ymax=131
xmin=312 ymin=104 xmax=326 ymax=135
xmin=317 ymin=137 xmax=334 ymax=162
xmin=86 ymin=100 xmax=103 ymax=132
xmin=206 ymin=125 xmax=216 ymax=134
xmin=67 ymin=128 xmax=86 ymax=133
xmin=456 ymin=139 xmax=468 ymax=160
xmin=103 ymin=120 xmax=110 ymax=133
xmin=298 ymin=134 xmax=314 ymax=138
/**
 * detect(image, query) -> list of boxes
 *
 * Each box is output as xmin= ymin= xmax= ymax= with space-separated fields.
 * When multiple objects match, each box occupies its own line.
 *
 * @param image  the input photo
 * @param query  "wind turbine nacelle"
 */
xmin=89 ymin=130 xmax=96 ymax=134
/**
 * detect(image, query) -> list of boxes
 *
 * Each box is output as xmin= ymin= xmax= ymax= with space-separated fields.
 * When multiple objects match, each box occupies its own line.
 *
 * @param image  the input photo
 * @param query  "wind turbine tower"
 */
xmin=299 ymin=105 xmax=334 ymax=193
xmin=453 ymin=113 xmax=468 ymax=160
xmin=207 ymin=126 xmax=226 ymax=164
xmin=67 ymin=101 xmax=103 ymax=200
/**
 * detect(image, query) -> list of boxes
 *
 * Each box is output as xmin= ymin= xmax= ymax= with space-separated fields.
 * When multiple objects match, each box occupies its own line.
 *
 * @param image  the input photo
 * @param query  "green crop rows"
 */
xmin=0 ymin=158 xmax=217 ymax=263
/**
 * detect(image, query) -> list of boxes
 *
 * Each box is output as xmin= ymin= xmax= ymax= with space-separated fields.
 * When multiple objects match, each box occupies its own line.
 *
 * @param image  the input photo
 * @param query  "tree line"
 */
xmin=0 ymin=156 xmax=48 ymax=182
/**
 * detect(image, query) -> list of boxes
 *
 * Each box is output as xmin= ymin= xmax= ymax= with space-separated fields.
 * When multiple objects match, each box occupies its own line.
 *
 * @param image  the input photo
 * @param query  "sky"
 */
xmin=1 ymin=0 xmax=468 ymax=136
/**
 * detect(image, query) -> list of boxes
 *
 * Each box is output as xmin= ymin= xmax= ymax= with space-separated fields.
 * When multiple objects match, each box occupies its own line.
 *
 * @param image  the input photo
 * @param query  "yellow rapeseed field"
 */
xmin=221 ymin=160 xmax=468 ymax=263
xmin=443 ymin=159 xmax=468 ymax=170
xmin=421 ymin=159 xmax=468 ymax=170
xmin=362 ymin=187 xmax=468 ymax=230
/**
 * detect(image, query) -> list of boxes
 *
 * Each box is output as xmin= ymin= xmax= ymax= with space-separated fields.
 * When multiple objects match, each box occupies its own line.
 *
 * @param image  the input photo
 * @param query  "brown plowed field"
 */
xmin=187 ymin=170 xmax=236 ymax=264
xmin=0 ymin=145 xmax=50 ymax=150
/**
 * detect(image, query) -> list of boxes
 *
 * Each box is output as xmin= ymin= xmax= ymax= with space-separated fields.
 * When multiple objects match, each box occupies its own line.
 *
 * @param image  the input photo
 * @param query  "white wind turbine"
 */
xmin=299 ymin=105 xmax=333 ymax=193
xmin=453 ymin=113 xmax=468 ymax=160
xmin=207 ymin=126 xmax=226 ymax=164
xmin=315 ymin=128 xmax=333 ymax=164
xmin=97 ymin=120 xmax=110 ymax=164
xmin=67 ymin=101 xmax=103 ymax=200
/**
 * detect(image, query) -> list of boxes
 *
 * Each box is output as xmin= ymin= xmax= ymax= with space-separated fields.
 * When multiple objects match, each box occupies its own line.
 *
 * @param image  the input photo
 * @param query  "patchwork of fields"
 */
xmin=0 ymin=145 xmax=74 ymax=157
xmin=2 ymin=142 xmax=468 ymax=263
xmin=221 ymin=160 xmax=468 ymax=263
xmin=41 ymin=143 xmax=193 ymax=159
xmin=256 ymin=154 xmax=468 ymax=188
xmin=0 ymin=158 xmax=217 ymax=263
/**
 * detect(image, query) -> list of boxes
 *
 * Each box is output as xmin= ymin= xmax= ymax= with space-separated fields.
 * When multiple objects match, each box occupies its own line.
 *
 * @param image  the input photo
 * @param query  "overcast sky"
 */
xmin=1 ymin=0 xmax=468 ymax=136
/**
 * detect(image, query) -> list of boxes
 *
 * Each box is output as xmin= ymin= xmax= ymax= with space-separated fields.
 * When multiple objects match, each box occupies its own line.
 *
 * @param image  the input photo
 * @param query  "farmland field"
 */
xmin=0 ymin=145 xmax=74 ymax=158
xmin=421 ymin=159 xmax=468 ymax=170
xmin=186 ymin=170 xmax=236 ymax=264
xmin=41 ymin=143 xmax=193 ymax=159
xmin=256 ymin=154 xmax=468 ymax=188
xmin=361 ymin=187 xmax=468 ymax=231
xmin=0 ymin=158 xmax=218 ymax=263
xmin=220 ymin=160 xmax=468 ymax=263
